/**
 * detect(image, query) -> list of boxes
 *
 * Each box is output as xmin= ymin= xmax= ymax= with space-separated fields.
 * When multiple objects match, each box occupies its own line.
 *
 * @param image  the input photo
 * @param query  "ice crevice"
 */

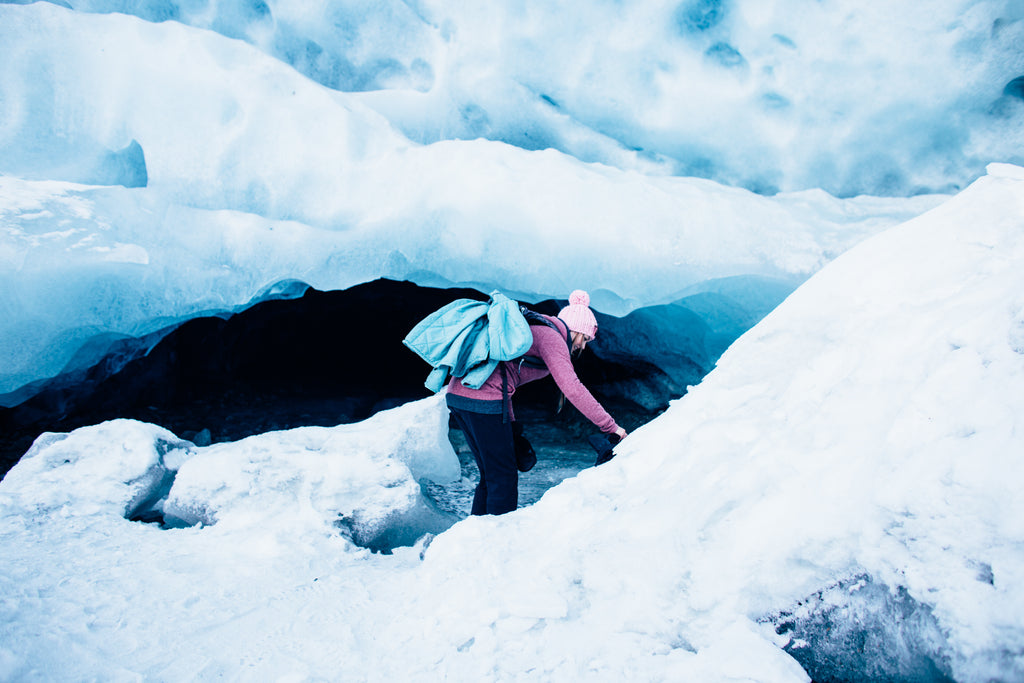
xmin=763 ymin=574 xmax=956 ymax=683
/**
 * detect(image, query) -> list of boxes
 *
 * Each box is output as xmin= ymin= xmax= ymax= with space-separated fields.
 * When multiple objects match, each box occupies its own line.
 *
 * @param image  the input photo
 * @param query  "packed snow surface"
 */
xmin=2 ymin=165 xmax=1022 ymax=681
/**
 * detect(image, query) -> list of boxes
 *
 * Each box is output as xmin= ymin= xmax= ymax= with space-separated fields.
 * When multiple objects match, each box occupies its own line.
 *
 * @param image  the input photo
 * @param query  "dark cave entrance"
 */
xmin=0 ymin=279 xmax=690 ymax=481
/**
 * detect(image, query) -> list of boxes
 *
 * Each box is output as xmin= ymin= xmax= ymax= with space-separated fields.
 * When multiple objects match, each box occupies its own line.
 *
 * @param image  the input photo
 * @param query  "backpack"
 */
xmin=515 ymin=306 xmax=571 ymax=368
xmin=403 ymin=291 xmax=571 ymax=394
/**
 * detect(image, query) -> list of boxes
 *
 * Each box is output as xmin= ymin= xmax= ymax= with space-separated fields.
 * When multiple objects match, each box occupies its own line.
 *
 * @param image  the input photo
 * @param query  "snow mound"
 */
xmin=1 ymin=394 xmax=459 ymax=551
xmin=164 ymin=393 xmax=460 ymax=549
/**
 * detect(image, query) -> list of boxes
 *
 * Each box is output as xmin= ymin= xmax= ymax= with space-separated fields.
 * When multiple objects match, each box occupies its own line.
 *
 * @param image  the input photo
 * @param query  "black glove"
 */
xmin=587 ymin=432 xmax=621 ymax=466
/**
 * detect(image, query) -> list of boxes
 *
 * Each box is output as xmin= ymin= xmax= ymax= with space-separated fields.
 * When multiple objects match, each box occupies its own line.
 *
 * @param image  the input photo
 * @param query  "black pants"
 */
xmin=449 ymin=406 xmax=517 ymax=516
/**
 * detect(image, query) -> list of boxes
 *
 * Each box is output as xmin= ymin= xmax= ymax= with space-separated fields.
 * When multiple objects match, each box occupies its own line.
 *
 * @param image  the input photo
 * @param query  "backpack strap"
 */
xmin=517 ymin=307 xmax=571 ymax=369
xmin=500 ymin=362 xmax=511 ymax=424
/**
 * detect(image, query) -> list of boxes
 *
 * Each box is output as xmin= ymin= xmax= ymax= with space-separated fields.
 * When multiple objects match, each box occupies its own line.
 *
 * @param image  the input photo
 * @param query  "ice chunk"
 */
xmin=0 ymin=419 xmax=194 ymax=519
xmin=161 ymin=394 xmax=460 ymax=546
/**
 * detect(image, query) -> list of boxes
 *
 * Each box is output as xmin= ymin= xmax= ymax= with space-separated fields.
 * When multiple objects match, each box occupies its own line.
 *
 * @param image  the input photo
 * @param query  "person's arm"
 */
xmin=534 ymin=326 xmax=622 ymax=435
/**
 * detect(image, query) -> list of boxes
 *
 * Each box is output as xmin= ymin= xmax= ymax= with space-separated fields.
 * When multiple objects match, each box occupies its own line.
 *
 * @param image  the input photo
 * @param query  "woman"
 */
xmin=445 ymin=290 xmax=627 ymax=515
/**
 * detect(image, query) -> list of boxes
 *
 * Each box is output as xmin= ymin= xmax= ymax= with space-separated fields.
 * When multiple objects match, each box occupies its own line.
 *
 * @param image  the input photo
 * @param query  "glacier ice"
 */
xmin=767 ymin=575 xmax=954 ymax=683
xmin=1 ymin=1 xmax=979 ymax=399
xmin=0 ymin=169 xmax=942 ymax=401
xmin=19 ymin=0 xmax=1022 ymax=197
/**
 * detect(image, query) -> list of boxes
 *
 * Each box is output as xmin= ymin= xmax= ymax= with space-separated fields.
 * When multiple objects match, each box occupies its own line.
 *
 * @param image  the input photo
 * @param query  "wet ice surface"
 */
xmin=425 ymin=421 xmax=600 ymax=518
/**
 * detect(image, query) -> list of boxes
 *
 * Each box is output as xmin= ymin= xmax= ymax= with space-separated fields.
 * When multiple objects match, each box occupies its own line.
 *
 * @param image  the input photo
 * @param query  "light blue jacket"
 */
xmin=403 ymin=291 xmax=533 ymax=392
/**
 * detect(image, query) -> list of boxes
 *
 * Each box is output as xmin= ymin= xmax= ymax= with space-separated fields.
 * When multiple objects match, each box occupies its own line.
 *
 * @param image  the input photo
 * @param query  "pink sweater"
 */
xmin=446 ymin=315 xmax=620 ymax=434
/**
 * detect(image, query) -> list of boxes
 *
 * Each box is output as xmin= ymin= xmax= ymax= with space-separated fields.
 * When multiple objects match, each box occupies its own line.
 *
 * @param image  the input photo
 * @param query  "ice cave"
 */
xmin=2 ymin=1 xmax=1023 ymax=681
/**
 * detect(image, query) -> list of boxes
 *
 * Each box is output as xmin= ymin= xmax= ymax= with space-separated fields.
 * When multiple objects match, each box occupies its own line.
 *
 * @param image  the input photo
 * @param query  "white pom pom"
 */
xmin=568 ymin=290 xmax=590 ymax=306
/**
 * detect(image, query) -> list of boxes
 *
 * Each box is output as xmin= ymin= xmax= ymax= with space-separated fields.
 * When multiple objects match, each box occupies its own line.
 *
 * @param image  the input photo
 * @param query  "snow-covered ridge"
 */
xmin=1 ymin=165 xmax=1021 ymax=681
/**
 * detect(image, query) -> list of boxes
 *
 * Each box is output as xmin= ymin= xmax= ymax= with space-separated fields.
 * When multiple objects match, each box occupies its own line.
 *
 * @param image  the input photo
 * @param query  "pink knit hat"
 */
xmin=558 ymin=290 xmax=598 ymax=339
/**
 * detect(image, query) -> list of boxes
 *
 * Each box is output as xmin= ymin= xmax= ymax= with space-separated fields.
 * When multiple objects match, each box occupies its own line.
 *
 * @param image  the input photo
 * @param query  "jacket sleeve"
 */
xmin=534 ymin=324 xmax=619 ymax=434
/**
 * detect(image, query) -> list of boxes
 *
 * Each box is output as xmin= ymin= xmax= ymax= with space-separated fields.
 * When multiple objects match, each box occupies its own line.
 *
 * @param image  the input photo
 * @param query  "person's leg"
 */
xmin=450 ymin=408 xmax=518 ymax=515
xmin=478 ymin=415 xmax=517 ymax=515
xmin=449 ymin=409 xmax=489 ymax=515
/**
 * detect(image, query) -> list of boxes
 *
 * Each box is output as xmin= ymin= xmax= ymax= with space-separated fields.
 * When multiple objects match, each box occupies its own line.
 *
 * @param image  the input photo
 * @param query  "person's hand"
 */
xmin=614 ymin=426 xmax=627 ymax=440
